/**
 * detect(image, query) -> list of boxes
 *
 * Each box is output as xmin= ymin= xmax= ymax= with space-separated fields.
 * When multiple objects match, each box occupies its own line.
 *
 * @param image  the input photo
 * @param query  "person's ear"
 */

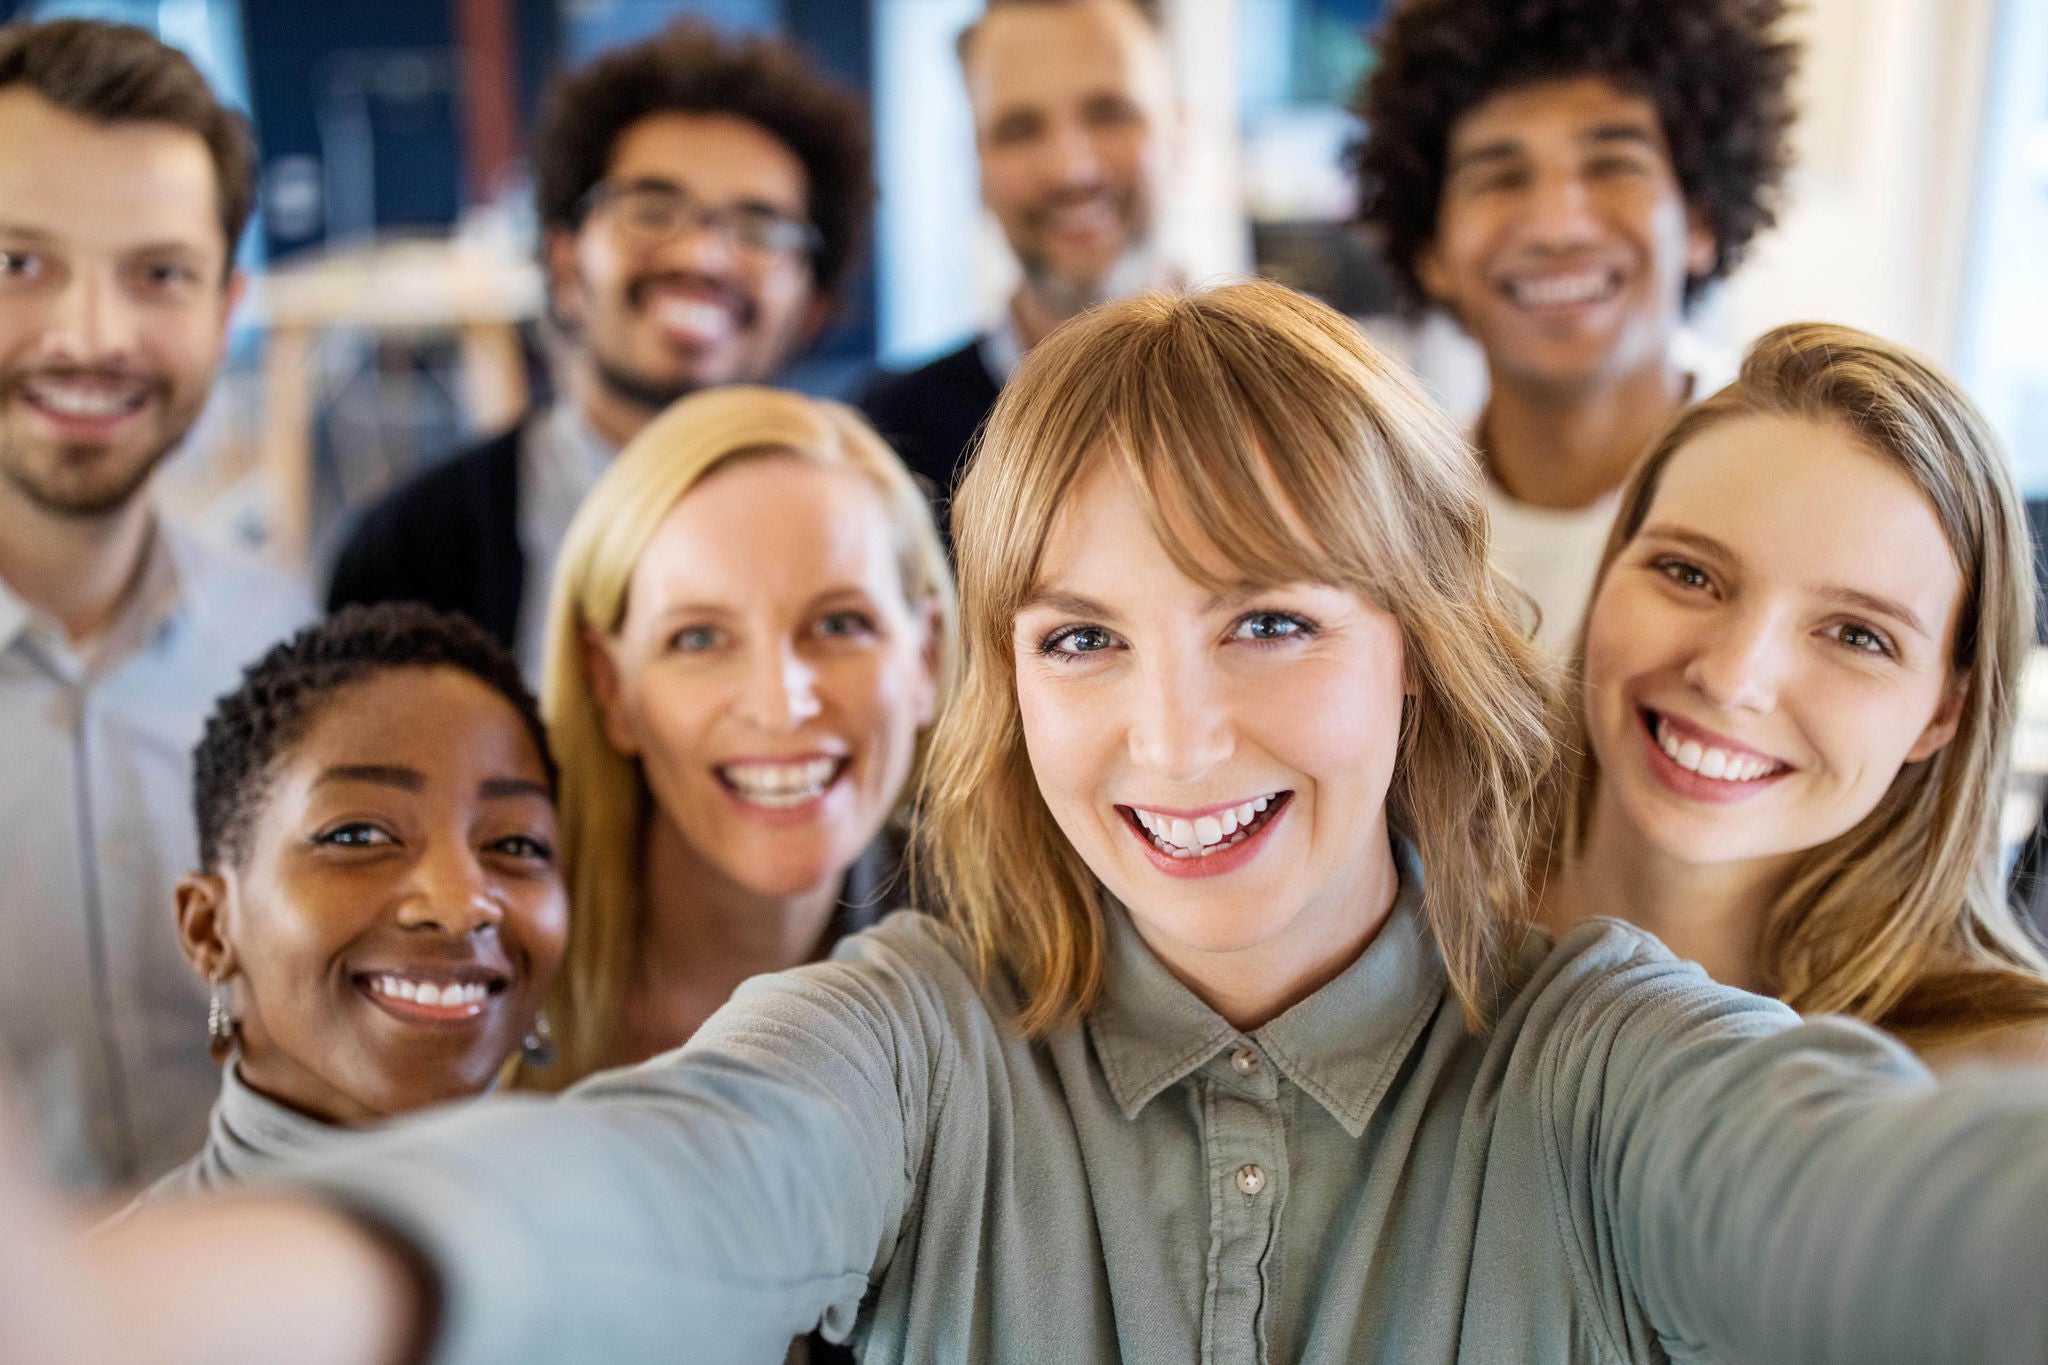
xmin=581 ymin=625 xmax=640 ymax=756
xmin=1684 ymin=212 xmax=1718 ymax=282
xmin=912 ymin=599 xmax=947 ymax=730
xmin=1906 ymin=670 xmax=1968 ymax=763
xmin=1415 ymin=241 xmax=1453 ymax=309
xmin=545 ymin=228 xmax=588 ymax=332
xmin=792 ymin=292 xmax=834 ymax=354
xmin=174 ymin=870 xmax=238 ymax=983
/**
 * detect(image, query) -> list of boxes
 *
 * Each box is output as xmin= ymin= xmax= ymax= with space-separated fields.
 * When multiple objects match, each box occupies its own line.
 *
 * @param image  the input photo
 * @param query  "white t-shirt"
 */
xmin=1477 ymin=339 xmax=1739 ymax=659
xmin=1485 ymin=484 xmax=1621 ymax=655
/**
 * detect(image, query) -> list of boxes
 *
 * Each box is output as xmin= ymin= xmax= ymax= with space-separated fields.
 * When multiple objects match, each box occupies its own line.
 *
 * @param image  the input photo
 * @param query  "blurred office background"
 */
xmin=0 ymin=0 xmax=2042 ymax=570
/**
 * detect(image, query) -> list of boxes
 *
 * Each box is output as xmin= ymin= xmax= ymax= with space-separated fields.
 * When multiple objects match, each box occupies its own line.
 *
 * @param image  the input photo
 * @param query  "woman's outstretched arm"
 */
xmin=2 ymin=919 xmax=954 ymax=1365
xmin=80 ymin=1194 xmax=429 ymax=1365
xmin=1544 ymin=922 xmax=2048 ymax=1365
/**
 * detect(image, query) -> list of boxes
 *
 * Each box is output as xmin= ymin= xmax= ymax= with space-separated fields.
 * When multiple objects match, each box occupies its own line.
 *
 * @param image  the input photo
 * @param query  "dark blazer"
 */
xmin=327 ymin=422 xmax=527 ymax=652
xmin=857 ymin=337 xmax=1003 ymax=511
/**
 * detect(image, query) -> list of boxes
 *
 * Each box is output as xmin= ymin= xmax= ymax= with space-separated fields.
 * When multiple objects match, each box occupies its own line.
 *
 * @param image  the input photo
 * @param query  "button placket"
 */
xmin=1200 ymin=1070 xmax=1287 ymax=1365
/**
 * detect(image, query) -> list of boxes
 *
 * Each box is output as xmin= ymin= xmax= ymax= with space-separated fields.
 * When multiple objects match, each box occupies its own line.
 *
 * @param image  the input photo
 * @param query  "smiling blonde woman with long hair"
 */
xmin=40 ymin=284 xmax=2048 ymax=1365
xmin=1538 ymin=323 xmax=2048 ymax=1065
xmin=520 ymin=384 xmax=956 ymax=1089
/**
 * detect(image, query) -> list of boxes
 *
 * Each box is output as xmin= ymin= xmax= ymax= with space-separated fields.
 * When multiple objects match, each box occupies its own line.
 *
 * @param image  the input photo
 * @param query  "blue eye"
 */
xmin=1229 ymin=611 xmax=1312 ymax=644
xmin=667 ymin=624 xmax=722 ymax=653
xmin=816 ymin=609 xmax=877 ymax=640
xmin=1041 ymin=624 xmax=1117 ymax=657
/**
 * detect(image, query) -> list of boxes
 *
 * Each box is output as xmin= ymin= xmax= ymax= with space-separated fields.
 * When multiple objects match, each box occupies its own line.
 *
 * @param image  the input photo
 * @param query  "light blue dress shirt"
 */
xmin=0 ymin=519 xmax=310 ymax=1190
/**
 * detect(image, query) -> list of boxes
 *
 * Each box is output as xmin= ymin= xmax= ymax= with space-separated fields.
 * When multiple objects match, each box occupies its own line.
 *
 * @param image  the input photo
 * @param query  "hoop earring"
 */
xmin=520 ymin=1012 xmax=555 ymax=1068
xmin=206 ymin=979 xmax=238 ymax=1063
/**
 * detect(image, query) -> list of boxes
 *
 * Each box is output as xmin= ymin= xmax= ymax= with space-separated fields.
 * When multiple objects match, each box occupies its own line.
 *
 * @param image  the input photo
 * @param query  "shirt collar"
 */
xmin=978 ymin=307 xmax=1027 ymax=386
xmin=544 ymin=401 xmax=620 ymax=490
xmin=1086 ymin=837 xmax=1446 ymax=1138
xmin=0 ymin=512 xmax=191 ymax=666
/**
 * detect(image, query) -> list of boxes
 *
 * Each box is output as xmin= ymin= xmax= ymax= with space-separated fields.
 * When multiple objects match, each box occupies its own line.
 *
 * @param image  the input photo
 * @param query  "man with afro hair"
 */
xmin=1353 ymin=0 xmax=1798 ymax=651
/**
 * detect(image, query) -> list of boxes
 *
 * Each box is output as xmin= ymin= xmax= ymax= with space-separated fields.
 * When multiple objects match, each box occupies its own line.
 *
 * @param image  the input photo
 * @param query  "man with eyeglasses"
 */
xmin=330 ymin=22 xmax=871 ymax=676
xmin=859 ymin=0 xmax=1178 ymax=519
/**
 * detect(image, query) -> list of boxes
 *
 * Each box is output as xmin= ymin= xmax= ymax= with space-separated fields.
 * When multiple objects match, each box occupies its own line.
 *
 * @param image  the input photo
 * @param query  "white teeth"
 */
xmin=720 ymin=757 xmax=841 ymax=808
xmin=1654 ymin=716 xmax=1781 ymax=784
xmin=369 ymin=975 xmax=490 ymax=1010
xmin=654 ymin=297 xmax=736 ymax=342
xmin=1509 ymin=271 xmax=1617 ymax=308
xmin=23 ymin=381 xmax=145 ymax=418
xmin=1128 ymin=793 xmax=1284 ymax=857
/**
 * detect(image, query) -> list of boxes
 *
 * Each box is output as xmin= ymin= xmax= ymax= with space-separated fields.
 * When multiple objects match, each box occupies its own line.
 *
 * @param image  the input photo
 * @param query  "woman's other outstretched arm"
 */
xmin=1540 ymin=920 xmax=2048 ymax=1365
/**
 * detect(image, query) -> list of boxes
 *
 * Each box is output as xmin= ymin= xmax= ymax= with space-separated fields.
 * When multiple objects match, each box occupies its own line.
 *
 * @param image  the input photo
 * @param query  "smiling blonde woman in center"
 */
xmin=33 ymin=283 xmax=2048 ymax=1365
xmin=518 ymin=384 xmax=955 ymax=1088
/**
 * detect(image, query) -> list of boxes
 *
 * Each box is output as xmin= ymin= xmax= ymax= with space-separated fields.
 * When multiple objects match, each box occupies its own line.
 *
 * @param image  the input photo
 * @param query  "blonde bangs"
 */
xmin=928 ymin=282 xmax=1559 ymax=1036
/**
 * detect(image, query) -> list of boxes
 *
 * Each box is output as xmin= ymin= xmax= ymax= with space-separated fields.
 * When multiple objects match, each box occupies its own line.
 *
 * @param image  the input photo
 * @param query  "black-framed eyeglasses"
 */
xmin=577 ymin=180 xmax=821 ymax=262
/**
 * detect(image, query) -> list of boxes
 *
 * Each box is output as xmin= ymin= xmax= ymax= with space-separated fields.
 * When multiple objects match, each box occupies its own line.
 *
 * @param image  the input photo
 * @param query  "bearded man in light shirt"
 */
xmin=0 ymin=18 xmax=311 ymax=1190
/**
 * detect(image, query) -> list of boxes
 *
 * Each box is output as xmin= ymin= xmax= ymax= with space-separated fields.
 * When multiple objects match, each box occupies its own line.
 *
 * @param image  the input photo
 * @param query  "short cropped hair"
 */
xmin=1353 ymin=0 xmax=1799 ymax=309
xmin=0 ymin=18 xmax=256 ymax=265
xmin=533 ymin=20 xmax=872 ymax=300
xmin=194 ymin=603 xmax=553 ymax=872
xmin=955 ymin=0 xmax=1165 ymax=66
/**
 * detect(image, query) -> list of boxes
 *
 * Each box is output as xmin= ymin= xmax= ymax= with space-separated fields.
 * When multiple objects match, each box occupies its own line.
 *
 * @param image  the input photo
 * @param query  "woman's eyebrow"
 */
xmin=1018 ymin=589 xmax=1120 ymax=623
xmin=1635 ymin=524 xmax=1736 ymax=561
xmin=479 ymin=777 xmax=553 ymax=802
xmin=1815 ymin=585 xmax=1930 ymax=640
xmin=315 ymin=764 xmax=423 ymax=792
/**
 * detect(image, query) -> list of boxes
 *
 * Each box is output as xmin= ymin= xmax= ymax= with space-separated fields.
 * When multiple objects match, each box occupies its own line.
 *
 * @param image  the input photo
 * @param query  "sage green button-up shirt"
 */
xmin=296 ymin=850 xmax=2048 ymax=1364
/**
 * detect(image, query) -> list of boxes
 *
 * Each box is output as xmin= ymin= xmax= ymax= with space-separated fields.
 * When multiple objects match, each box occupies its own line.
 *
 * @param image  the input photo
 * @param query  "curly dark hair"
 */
xmin=0 ymin=19 xmax=256 ymax=265
xmin=193 ymin=603 xmax=554 ymax=872
xmin=533 ymin=19 xmax=873 ymax=300
xmin=1352 ymin=0 xmax=1799 ymax=309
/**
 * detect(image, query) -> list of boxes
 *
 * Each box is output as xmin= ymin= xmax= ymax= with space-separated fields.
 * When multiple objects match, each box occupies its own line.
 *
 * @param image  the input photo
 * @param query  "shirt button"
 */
xmin=1229 ymin=1047 xmax=1260 ymax=1075
xmin=1235 ymin=1163 xmax=1267 ymax=1196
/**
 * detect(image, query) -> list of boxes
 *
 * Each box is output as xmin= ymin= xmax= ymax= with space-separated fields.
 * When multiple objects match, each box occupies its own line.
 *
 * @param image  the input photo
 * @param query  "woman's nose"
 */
xmin=736 ymin=640 xmax=823 ymax=732
xmin=1126 ymin=656 xmax=1234 ymax=784
xmin=394 ymin=845 xmax=505 ymax=935
xmin=1683 ymin=610 xmax=1789 ymax=714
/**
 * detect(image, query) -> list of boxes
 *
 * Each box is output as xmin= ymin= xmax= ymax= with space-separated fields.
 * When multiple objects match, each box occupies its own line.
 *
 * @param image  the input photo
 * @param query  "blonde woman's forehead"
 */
xmin=621 ymin=459 xmax=912 ymax=622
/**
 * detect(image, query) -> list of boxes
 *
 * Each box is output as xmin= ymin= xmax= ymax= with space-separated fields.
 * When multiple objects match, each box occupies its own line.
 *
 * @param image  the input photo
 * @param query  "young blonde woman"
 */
xmin=22 ymin=284 xmax=2048 ymax=1365
xmin=1538 ymin=323 xmax=2048 ymax=1066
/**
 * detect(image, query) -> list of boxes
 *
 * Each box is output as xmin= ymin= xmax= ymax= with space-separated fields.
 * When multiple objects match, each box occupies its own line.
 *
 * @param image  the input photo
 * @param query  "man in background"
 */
xmin=1354 ymin=0 xmax=1798 ymax=651
xmin=0 ymin=19 xmax=310 ymax=1189
xmin=329 ymin=22 xmax=872 ymax=677
xmin=860 ymin=0 xmax=1179 ymax=507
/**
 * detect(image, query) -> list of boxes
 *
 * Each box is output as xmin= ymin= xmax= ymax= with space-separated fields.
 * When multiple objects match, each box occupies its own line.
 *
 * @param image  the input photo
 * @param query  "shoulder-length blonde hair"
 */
xmin=517 ymin=385 xmax=958 ymax=1088
xmin=1555 ymin=321 xmax=2048 ymax=1049
xmin=924 ymin=281 xmax=1561 ymax=1036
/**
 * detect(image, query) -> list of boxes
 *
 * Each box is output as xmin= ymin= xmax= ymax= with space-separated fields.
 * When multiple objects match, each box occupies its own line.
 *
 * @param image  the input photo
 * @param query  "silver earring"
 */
xmin=206 ymin=980 xmax=237 ymax=1062
xmin=520 ymin=1012 xmax=555 ymax=1068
